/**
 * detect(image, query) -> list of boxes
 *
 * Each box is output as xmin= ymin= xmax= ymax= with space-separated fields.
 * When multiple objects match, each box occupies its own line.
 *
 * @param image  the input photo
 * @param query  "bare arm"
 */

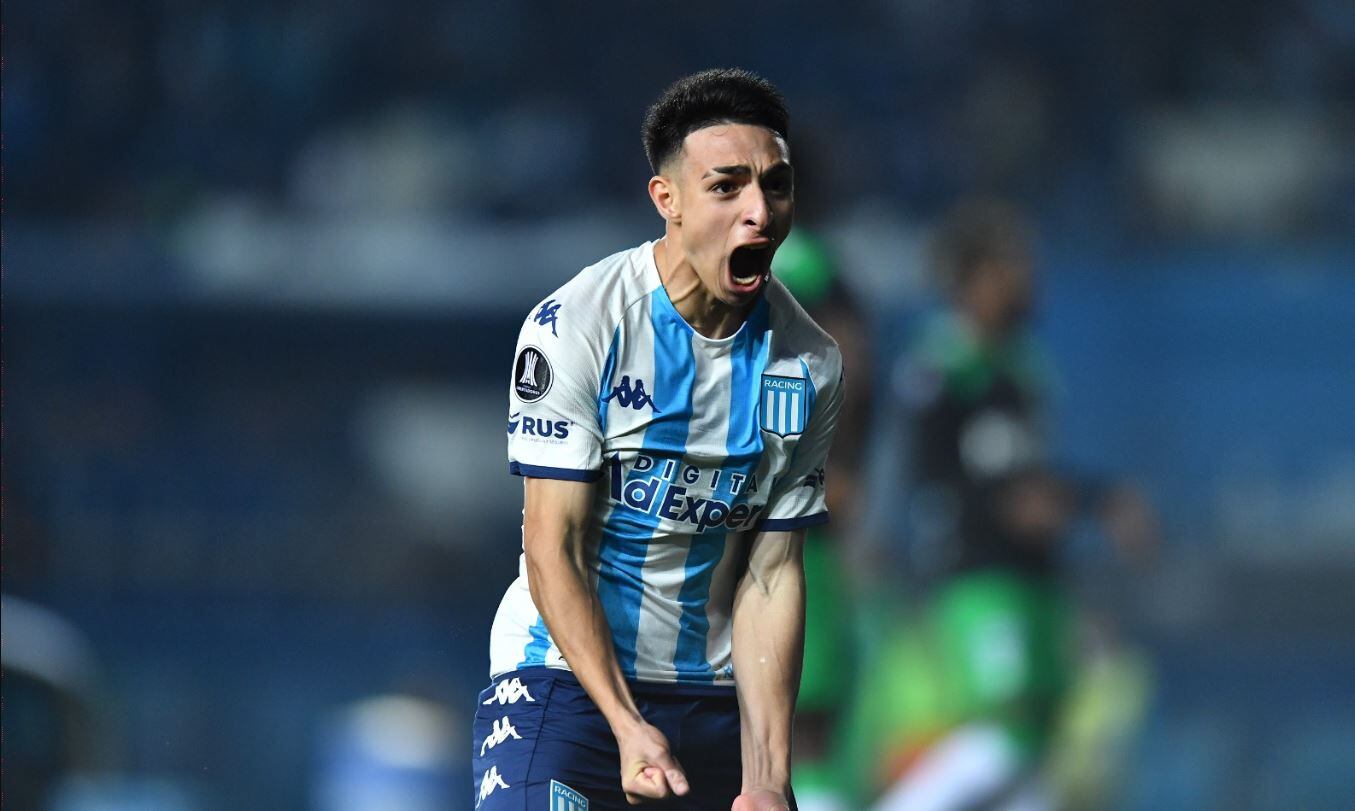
xmin=730 ymin=528 xmax=806 ymax=811
xmin=522 ymin=476 xmax=689 ymax=803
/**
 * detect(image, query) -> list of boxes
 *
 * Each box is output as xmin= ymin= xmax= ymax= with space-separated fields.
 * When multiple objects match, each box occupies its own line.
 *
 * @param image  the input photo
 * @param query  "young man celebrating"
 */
xmin=472 ymin=69 xmax=843 ymax=811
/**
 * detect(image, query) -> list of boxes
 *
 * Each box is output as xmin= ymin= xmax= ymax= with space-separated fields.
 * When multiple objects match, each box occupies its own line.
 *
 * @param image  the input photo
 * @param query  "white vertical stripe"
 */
xmin=789 ymin=391 xmax=800 ymax=433
xmin=764 ymin=389 xmax=774 ymax=431
xmin=635 ymin=535 xmax=692 ymax=679
xmin=634 ymin=333 xmax=734 ymax=679
xmin=686 ymin=344 xmax=734 ymax=460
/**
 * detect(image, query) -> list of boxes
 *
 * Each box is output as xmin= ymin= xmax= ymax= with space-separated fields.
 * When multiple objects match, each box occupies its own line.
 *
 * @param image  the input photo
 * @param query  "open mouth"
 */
xmin=728 ymin=244 xmax=773 ymax=293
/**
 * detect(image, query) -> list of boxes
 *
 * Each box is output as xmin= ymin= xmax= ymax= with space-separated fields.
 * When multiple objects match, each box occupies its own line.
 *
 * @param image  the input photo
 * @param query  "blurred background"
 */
xmin=3 ymin=1 xmax=1353 ymax=809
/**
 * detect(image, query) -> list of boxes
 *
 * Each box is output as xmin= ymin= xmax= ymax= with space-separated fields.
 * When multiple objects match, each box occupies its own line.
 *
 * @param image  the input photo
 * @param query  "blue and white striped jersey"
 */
xmin=491 ymin=240 xmax=843 ymax=686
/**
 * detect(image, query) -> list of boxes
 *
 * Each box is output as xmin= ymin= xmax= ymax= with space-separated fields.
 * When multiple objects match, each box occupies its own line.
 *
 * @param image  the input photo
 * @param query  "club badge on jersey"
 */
xmin=760 ymin=374 xmax=808 ymax=436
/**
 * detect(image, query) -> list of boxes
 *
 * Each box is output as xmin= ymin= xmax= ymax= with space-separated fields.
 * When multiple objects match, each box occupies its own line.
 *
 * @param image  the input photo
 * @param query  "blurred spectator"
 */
xmin=861 ymin=199 xmax=1156 ymax=811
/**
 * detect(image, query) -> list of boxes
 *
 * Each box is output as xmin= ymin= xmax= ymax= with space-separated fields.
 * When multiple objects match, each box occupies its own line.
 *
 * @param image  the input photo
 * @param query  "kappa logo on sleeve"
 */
xmin=533 ymin=299 xmax=562 ymax=336
xmin=514 ymin=346 xmax=553 ymax=402
xmin=550 ymin=780 xmax=589 ymax=811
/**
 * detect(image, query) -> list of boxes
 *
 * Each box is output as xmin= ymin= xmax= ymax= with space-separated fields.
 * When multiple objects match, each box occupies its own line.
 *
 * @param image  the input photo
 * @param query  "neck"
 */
xmin=654 ymin=236 xmax=752 ymax=339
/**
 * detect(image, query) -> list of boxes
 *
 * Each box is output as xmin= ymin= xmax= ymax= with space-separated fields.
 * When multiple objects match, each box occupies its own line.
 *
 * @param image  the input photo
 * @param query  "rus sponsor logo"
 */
xmin=507 ymin=413 xmax=571 ymax=439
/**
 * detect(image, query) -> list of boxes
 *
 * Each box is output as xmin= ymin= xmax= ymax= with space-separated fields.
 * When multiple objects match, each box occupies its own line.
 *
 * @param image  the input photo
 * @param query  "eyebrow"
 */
xmin=701 ymin=162 xmax=792 ymax=179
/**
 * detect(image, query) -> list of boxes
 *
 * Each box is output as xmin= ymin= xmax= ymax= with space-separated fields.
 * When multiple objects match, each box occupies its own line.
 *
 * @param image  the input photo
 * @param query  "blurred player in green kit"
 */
xmin=858 ymin=199 xmax=1156 ymax=811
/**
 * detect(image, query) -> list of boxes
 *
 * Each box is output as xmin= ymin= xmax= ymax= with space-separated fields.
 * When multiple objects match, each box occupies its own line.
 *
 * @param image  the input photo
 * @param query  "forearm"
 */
xmin=731 ymin=532 xmax=805 ymax=795
xmin=525 ymin=534 xmax=644 ymax=736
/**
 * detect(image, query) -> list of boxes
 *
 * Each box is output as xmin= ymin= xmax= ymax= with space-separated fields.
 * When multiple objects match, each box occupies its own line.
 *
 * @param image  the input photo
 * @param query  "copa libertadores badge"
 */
xmin=514 ymin=346 xmax=553 ymax=402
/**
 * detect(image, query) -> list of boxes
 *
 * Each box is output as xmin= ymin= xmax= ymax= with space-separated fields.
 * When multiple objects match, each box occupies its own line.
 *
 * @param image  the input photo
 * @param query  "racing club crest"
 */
xmin=550 ymin=780 xmax=588 ymax=811
xmin=514 ymin=346 xmax=553 ymax=402
xmin=760 ymin=375 xmax=807 ymax=436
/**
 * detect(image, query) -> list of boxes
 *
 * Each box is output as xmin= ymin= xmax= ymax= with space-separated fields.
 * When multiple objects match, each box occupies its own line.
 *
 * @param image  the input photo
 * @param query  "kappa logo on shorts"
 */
xmin=477 ymin=765 xmax=510 ymax=807
xmin=760 ymin=375 xmax=808 ymax=437
xmin=514 ymin=346 xmax=553 ymax=402
xmin=480 ymin=716 xmax=522 ymax=756
xmin=550 ymin=780 xmax=589 ymax=811
xmin=483 ymin=677 xmax=536 ymax=706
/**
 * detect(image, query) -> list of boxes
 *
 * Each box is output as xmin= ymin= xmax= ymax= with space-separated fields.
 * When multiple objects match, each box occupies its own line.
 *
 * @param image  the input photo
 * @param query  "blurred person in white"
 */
xmin=471 ymin=69 xmax=843 ymax=811
xmin=857 ymin=199 xmax=1156 ymax=811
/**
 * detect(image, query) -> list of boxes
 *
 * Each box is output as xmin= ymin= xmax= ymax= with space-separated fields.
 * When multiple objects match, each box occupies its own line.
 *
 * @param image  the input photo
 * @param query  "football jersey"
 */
xmin=490 ymin=239 xmax=843 ymax=686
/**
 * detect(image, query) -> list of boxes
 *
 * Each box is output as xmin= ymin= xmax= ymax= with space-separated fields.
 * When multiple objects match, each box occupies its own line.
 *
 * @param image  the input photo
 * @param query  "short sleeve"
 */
xmin=758 ymin=364 xmax=845 ymax=531
xmin=506 ymin=295 xmax=609 ymax=482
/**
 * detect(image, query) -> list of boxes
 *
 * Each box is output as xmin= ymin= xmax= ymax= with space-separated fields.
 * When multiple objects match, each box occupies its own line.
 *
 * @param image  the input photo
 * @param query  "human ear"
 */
xmin=648 ymin=174 xmax=681 ymax=224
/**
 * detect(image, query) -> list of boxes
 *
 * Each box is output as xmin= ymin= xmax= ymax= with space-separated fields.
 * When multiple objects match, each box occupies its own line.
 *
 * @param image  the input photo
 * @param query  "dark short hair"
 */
xmin=931 ymin=198 xmax=1034 ymax=294
xmin=642 ymin=68 xmax=790 ymax=174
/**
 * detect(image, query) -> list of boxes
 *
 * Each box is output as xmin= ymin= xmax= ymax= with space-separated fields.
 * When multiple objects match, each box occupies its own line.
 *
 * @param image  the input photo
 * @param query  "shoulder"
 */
xmin=519 ymin=241 xmax=660 ymax=347
xmin=764 ymin=277 xmax=844 ymax=395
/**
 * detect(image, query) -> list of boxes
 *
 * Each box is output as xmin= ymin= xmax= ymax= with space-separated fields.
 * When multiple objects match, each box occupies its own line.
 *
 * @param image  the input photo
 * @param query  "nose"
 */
xmin=743 ymin=185 xmax=773 ymax=232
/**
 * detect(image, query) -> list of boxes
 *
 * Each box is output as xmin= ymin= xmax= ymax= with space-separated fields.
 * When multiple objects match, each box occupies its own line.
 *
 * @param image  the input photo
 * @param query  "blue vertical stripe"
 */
xmin=519 ymin=615 xmax=552 ymax=667
xmin=597 ymin=327 xmax=620 ymax=432
xmin=671 ymin=531 xmax=727 ymax=680
xmin=595 ymin=292 xmax=696 ymax=677
xmin=672 ymin=299 xmax=770 ymax=679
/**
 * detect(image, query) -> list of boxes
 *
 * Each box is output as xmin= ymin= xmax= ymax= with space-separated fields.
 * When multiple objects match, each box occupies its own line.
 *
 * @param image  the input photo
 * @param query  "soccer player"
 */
xmin=472 ymin=69 xmax=844 ymax=811
xmin=868 ymin=199 xmax=1156 ymax=811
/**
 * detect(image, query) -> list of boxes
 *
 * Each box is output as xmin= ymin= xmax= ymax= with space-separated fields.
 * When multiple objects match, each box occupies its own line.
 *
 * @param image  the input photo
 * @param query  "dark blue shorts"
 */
xmin=471 ymin=668 xmax=744 ymax=810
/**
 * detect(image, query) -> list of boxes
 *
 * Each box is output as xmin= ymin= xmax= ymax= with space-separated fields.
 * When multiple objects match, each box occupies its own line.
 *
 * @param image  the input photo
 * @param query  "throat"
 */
xmin=655 ymin=239 xmax=751 ymax=339
xmin=682 ymin=296 xmax=752 ymax=339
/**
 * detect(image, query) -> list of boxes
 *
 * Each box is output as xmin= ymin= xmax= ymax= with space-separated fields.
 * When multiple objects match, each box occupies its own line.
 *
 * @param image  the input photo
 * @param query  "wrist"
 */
xmin=603 ymin=705 xmax=647 ymax=738
xmin=741 ymin=765 xmax=791 ymax=797
xmin=742 ymin=780 xmax=790 ymax=797
xmin=741 ymin=748 xmax=791 ymax=796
